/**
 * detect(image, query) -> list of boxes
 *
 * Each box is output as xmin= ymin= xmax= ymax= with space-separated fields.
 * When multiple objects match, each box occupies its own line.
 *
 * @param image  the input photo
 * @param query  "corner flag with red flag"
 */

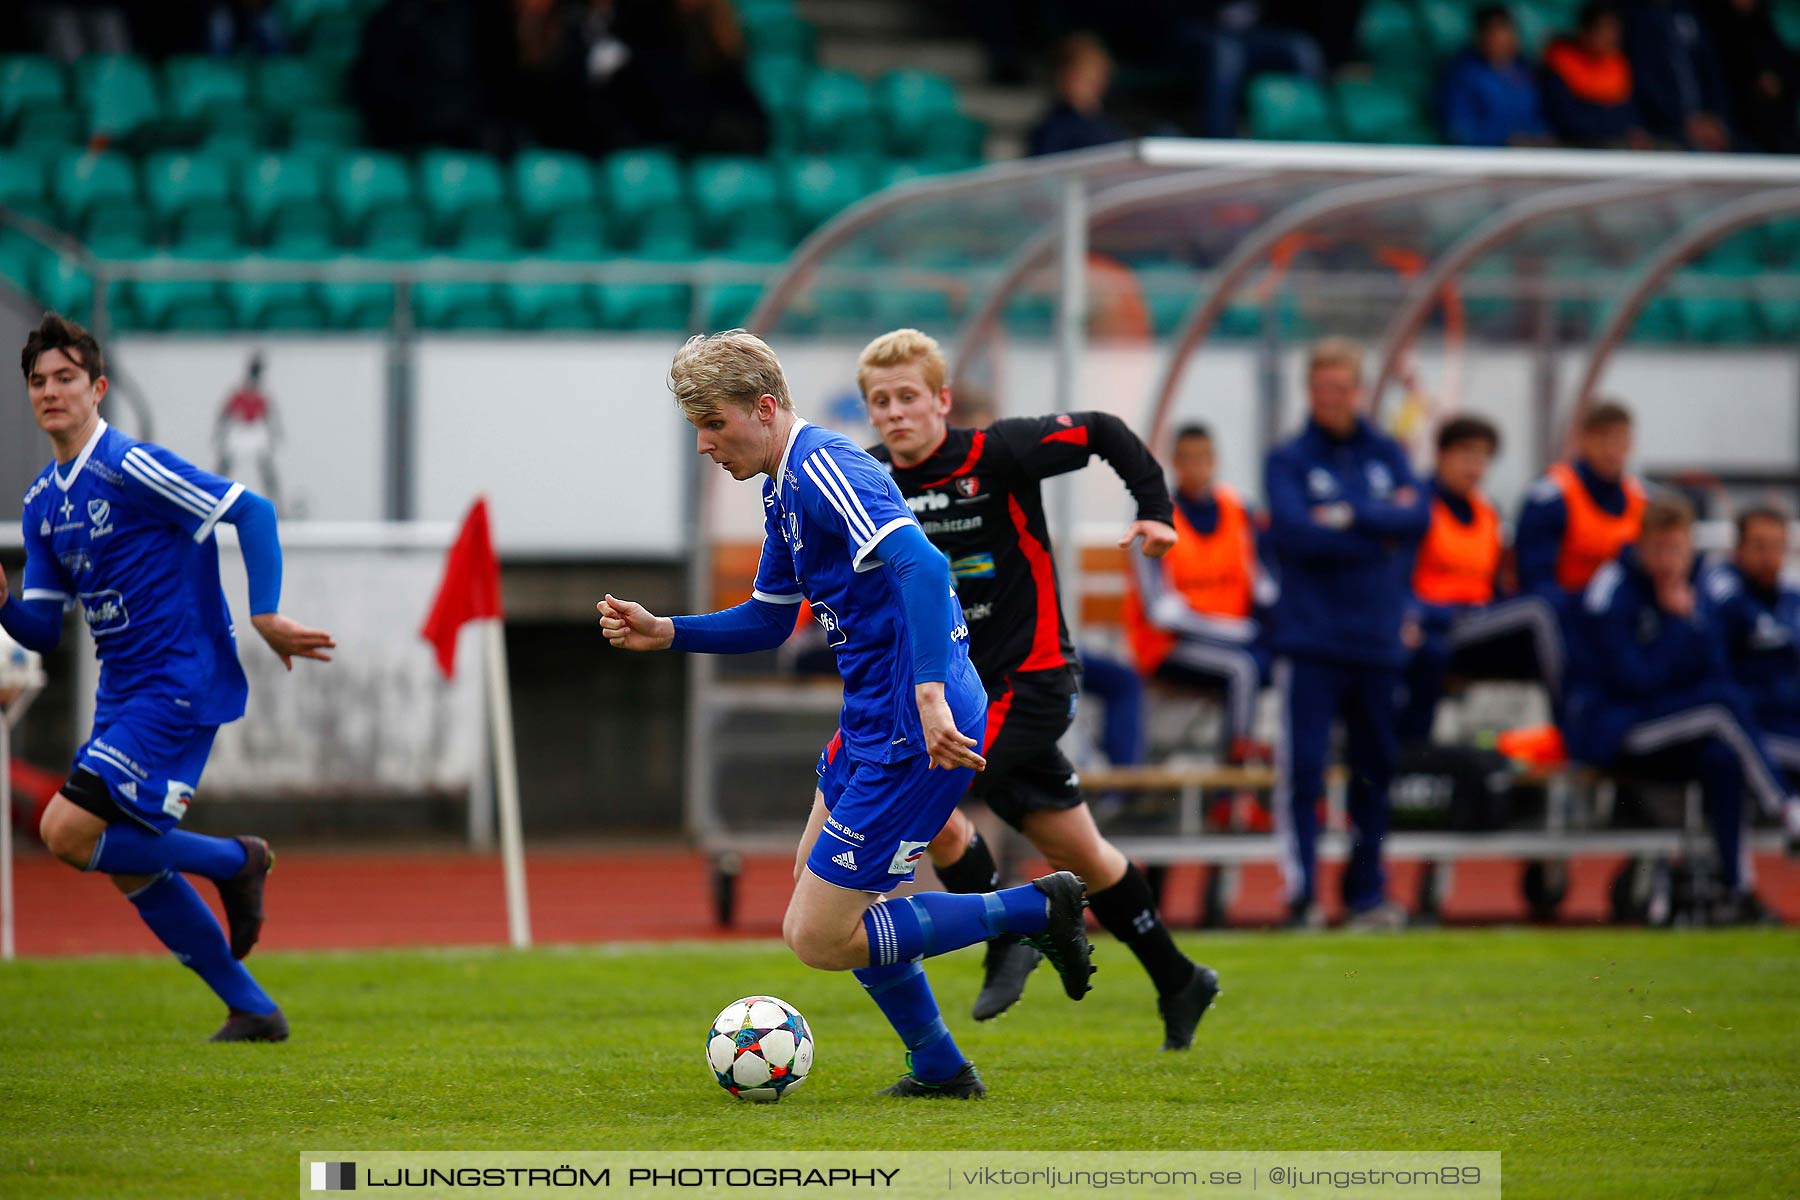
xmin=421 ymin=497 xmax=502 ymax=679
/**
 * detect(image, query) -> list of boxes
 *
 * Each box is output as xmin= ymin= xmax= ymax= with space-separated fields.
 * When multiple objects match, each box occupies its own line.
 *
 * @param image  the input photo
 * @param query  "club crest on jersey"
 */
xmin=955 ymin=476 xmax=980 ymax=498
xmin=87 ymin=498 xmax=113 ymax=537
xmin=783 ymin=509 xmax=803 ymax=553
xmin=1306 ymin=468 xmax=1338 ymax=499
xmin=1365 ymin=461 xmax=1394 ymax=497
xmin=1055 ymin=414 xmax=1073 ymax=427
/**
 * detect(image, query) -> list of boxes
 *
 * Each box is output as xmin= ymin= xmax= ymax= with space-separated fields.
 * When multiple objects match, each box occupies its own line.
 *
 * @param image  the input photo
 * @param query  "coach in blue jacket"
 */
xmin=1264 ymin=338 xmax=1429 ymax=930
xmin=1564 ymin=494 xmax=1798 ymax=924
xmin=1704 ymin=505 xmax=1800 ymax=784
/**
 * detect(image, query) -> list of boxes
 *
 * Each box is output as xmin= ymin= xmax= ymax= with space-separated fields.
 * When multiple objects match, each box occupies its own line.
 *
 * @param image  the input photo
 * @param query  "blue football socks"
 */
xmin=90 ymin=824 xmax=247 ymax=881
xmin=862 ymin=884 xmax=1049 ymax=967
xmin=127 ymin=872 xmax=277 ymax=1015
xmin=852 ymin=961 xmax=966 ymax=1084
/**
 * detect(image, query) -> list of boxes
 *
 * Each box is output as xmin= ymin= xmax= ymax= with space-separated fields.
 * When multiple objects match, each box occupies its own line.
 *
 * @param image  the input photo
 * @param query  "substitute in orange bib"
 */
xmin=1514 ymin=399 xmax=1645 ymax=601
xmin=1123 ymin=423 xmax=1271 ymax=762
xmin=1398 ymin=416 xmax=1564 ymax=743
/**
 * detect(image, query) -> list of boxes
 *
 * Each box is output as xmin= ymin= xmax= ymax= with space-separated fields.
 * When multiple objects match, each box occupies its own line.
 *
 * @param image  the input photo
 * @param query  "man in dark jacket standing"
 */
xmin=1264 ymin=338 xmax=1429 ymax=930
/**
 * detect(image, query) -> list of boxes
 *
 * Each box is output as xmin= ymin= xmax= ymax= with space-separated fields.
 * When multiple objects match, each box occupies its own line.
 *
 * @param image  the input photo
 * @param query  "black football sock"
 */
xmin=933 ymin=830 xmax=1000 ymax=894
xmin=1088 ymin=862 xmax=1195 ymax=996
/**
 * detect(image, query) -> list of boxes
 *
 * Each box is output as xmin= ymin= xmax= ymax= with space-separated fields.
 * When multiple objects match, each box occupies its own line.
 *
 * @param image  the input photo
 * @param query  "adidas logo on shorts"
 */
xmin=832 ymin=849 xmax=857 ymax=871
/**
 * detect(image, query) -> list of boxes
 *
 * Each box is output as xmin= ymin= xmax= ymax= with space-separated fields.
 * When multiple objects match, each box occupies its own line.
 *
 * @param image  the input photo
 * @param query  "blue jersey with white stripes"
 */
xmin=18 ymin=419 xmax=249 ymax=724
xmin=753 ymin=420 xmax=982 ymax=765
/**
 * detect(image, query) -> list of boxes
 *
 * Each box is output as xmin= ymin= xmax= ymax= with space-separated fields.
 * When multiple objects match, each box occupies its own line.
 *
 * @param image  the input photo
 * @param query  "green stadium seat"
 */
xmin=278 ymin=0 xmax=356 ymax=36
xmin=287 ymin=106 xmax=362 ymax=151
xmin=914 ymin=113 xmax=986 ymax=169
xmin=636 ymin=207 xmax=699 ymax=259
xmin=1774 ymin=3 xmax=1800 ymax=49
xmin=264 ymin=205 xmax=339 ymax=252
xmin=740 ymin=11 xmax=816 ymax=61
xmin=35 ymin=253 xmax=98 ymax=322
xmin=702 ymin=282 xmax=765 ymax=331
xmin=0 ymin=153 xmax=51 ymax=222
xmin=228 ymin=243 xmax=330 ymax=330
xmin=601 ymin=150 xmax=685 ymax=245
xmin=1674 ymin=293 xmax=1758 ymax=343
xmin=332 ymin=151 xmax=414 ymax=236
xmin=1246 ymin=74 xmax=1336 ymax=141
xmin=358 ymin=204 xmax=432 ymax=255
xmin=321 ymin=259 xmax=402 ymax=330
xmin=142 ymin=151 xmax=234 ymax=226
xmin=798 ymin=70 xmax=874 ymax=153
xmin=51 ymin=151 xmax=138 ymax=225
xmin=781 ymin=156 xmax=866 ymax=236
xmin=0 ymin=56 xmax=65 ymax=132
xmin=541 ymin=208 xmax=612 ymax=256
xmin=1754 ymin=284 xmax=1800 ymax=339
xmin=1333 ymin=77 xmax=1436 ymax=143
xmin=197 ymin=105 xmax=275 ymax=162
xmin=163 ymin=56 xmax=251 ymax=126
xmin=875 ymin=70 xmax=961 ymax=158
xmin=1760 ymin=217 xmax=1800 ymax=266
xmin=1414 ymin=0 xmax=1473 ymax=58
xmin=131 ymin=248 xmax=234 ymax=331
xmin=689 ymin=156 xmax=784 ymax=249
xmin=241 ymin=154 xmax=326 ymax=237
xmin=445 ymin=213 xmax=519 ymax=258
xmin=13 ymin=106 xmax=83 ymax=156
xmin=1695 ymin=232 xmax=1762 ymax=274
xmin=1357 ymin=0 xmax=1419 ymax=66
xmin=75 ymin=54 xmax=162 ymax=142
xmin=598 ymin=279 xmax=692 ymax=331
xmin=417 ymin=149 xmax=508 ymax=240
xmin=254 ymin=56 xmax=340 ymax=117
xmin=513 ymin=150 xmax=598 ymax=235
xmin=504 ymin=274 xmax=602 ymax=331
xmin=0 ymin=234 xmax=37 ymax=296
xmin=1626 ymin=295 xmax=1683 ymax=342
xmin=413 ymin=264 xmax=508 ymax=331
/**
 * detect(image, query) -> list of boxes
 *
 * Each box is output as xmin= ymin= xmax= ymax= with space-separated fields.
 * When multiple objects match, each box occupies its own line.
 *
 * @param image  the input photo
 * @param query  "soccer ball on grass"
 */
xmin=705 ymin=995 xmax=814 ymax=1102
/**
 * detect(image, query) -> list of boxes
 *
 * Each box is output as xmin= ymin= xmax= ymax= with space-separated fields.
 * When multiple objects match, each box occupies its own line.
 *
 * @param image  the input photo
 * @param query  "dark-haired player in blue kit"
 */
xmin=0 ymin=314 xmax=335 ymax=1041
xmin=599 ymin=330 xmax=1093 ymax=1099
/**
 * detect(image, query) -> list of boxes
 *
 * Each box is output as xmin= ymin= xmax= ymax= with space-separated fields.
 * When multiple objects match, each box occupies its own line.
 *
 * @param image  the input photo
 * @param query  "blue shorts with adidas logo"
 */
xmin=809 ymin=703 xmax=986 ymax=895
xmin=76 ymin=696 xmax=220 ymax=834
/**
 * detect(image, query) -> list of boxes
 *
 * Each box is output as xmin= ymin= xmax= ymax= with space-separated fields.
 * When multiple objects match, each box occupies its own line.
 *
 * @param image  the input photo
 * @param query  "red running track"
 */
xmin=10 ymin=845 xmax=1800 ymax=956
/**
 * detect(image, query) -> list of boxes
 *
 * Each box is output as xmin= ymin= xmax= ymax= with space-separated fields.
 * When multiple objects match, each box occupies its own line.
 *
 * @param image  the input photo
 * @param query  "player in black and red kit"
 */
xmin=858 ymin=329 xmax=1221 ymax=1051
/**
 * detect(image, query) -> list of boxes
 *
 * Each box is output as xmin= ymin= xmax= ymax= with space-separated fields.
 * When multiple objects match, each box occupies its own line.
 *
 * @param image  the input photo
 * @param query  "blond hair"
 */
xmin=1307 ymin=335 xmax=1364 ymax=381
xmin=668 ymin=329 xmax=793 ymax=420
xmin=1641 ymin=492 xmax=1694 ymax=536
xmin=857 ymin=328 xmax=947 ymax=398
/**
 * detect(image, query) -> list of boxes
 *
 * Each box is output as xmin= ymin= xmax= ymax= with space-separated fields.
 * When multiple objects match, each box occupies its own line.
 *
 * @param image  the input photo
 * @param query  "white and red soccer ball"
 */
xmin=705 ymin=996 xmax=814 ymax=1102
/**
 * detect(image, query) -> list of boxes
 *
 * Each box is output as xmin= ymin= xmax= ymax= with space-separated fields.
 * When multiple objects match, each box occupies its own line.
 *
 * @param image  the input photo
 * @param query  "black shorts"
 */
xmin=967 ymin=669 xmax=1083 ymax=829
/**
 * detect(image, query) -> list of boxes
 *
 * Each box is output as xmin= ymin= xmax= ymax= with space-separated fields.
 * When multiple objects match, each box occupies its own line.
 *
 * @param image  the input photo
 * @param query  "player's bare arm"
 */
xmin=250 ymin=612 xmax=336 ymax=670
xmin=598 ymin=593 xmax=675 ymax=651
xmin=915 ymin=681 xmax=985 ymax=772
xmin=1122 ymin=518 xmax=1178 ymax=558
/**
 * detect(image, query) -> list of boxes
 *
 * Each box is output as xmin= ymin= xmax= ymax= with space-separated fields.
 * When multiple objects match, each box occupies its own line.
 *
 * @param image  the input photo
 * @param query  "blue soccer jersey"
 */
xmin=754 ymin=419 xmax=984 ymax=765
xmin=19 ymin=419 xmax=249 ymax=725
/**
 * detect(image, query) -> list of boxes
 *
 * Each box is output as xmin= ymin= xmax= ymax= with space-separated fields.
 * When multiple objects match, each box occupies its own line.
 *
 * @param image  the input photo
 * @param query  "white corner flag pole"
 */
xmin=2 ymin=676 xmax=46 ymax=963
xmin=482 ymin=618 xmax=532 ymax=949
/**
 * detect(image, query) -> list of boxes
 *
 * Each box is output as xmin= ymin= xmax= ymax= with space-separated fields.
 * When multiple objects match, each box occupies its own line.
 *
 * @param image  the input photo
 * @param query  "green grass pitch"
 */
xmin=2 ymin=929 xmax=1796 ymax=1198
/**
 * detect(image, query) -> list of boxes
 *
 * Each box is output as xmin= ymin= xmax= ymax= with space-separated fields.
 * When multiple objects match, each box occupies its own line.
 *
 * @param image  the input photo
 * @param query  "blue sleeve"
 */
xmin=1351 ymin=449 xmax=1430 ymax=540
xmin=1582 ymin=567 xmax=1665 ymax=695
xmin=0 ymin=593 xmax=61 ymax=652
xmin=1440 ymin=64 xmax=1485 ymax=145
xmin=870 ymin=521 xmax=961 ymax=685
xmin=752 ymin=487 xmax=804 ymax=605
xmin=218 ymin=489 xmax=282 ymax=615
xmin=18 ymin=503 xmax=73 ymax=606
xmin=117 ymin=442 xmax=244 ymax=543
xmin=1263 ymin=450 xmax=1382 ymax=564
xmin=671 ymin=597 xmax=795 ymax=654
xmin=1513 ymin=481 xmax=1567 ymax=596
xmin=794 ymin=442 xmax=917 ymax=572
xmin=1704 ymin=568 xmax=1754 ymax=662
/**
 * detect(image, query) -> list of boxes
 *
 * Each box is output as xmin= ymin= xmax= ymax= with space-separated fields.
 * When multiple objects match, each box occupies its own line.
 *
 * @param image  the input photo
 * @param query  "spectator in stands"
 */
xmin=1264 ymin=338 xmax=1428 ymax=930
xmin=1028 ymin=33 xmax=1129 ymax=157
xmin=1271 ymin=0 xmax=1369 ymax=73
xmin=1181 ymin=2 xmax=1327 ymax=139
xmin=512 ymin=0 xmax=638 ymax=153
xmin=352 ymin=0 xmax=522 ymax=154
xmin=1562 ymin=494 xmax=1797 ymax=924
xmin=1540 ymin=2 xmax=1655 ymax=147
xmin=1123 ymin=423 xmax=1270 ymax=764
xmin=207 ymin=1 xmax=287 ymax=55
xmin=1440 ymin=5 xmax=1554 ymax=147
xmin=1399 ymin=416 xmax=1566 ymax=745
xmin=1702 ymin=0 xmax=1800 ymax=153
xmin=24 ymin=0 xmax=132 ymax=61
xmin=1705 ymin=507 xmax=1800 ymax=783
xmin=1515 ymin=400 xmax=1646 ymax=605
xmin=1623 ymin=0 xmax=1733 ymax=150
xmin=610 ymin=0 xmax=769 ymax=156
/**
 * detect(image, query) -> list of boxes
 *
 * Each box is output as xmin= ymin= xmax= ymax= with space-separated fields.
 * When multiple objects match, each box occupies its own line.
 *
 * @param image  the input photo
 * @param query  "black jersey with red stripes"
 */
xmin=870 ymin=412 xmax=1173 ymax=686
